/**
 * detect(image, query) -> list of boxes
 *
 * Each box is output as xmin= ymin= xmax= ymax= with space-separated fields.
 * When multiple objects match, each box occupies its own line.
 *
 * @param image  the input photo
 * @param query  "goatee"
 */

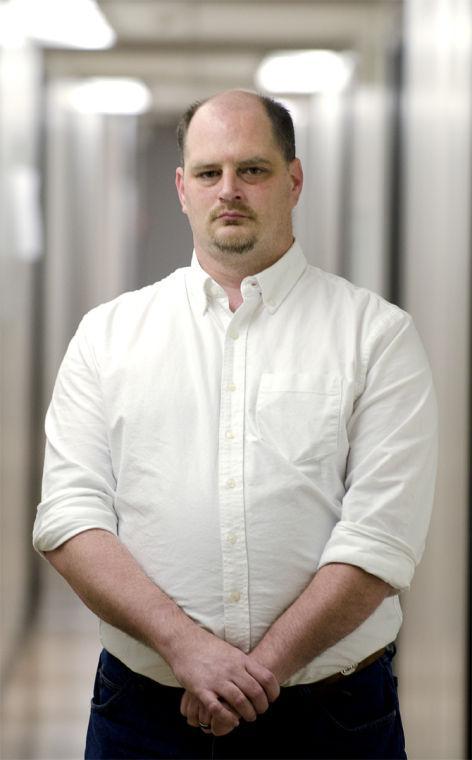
xmin=213 ymin=237 xmax=257 ymax=255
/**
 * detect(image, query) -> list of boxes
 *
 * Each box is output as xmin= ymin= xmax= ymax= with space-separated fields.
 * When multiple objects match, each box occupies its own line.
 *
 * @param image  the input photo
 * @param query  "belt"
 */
xmin=310 ymin=647 xmax=387 ymax=690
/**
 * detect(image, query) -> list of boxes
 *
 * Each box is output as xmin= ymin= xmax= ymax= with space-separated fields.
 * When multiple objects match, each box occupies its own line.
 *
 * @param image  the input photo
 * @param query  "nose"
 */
xmin=218 ymin=168 xmax=243 ymax=202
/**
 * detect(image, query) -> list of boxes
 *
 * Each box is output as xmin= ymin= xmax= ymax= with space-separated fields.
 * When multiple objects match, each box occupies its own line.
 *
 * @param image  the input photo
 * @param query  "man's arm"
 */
xmin=35 ymin=314 xmax=279 ymax=731
xmin=181 ymin=562 xmax=392 ymax=733
xmin=249 ymin=562 xmax=393 ymax=683
xmin=45 ymin=529 xmax=279 ymax=728
xmin=249 ymin=311 xmax=436 ymax=684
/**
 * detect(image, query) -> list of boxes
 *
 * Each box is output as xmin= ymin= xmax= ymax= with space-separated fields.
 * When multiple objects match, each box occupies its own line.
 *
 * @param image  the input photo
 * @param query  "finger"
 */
xmin=245 ymin=659 xmax=281 ymax=703
xmin=211 ymin=716 xmax=238 ymax=737
xmin=217 ymin=682 xmax=258 ymax=722
xmin=198 ymin=704 xmax=212 ymax=734
xmin=232 ymin=673 xmax=269 ymax=715
xmin=199 ymin=691 xmax=242 ymax=726
xmin=180 ymin=690 xmax=189 ymax=717
xmin=186 ymin=694 xmax=201 ymax=728
xmin=211 ymin=700 xmax=240 ymax=737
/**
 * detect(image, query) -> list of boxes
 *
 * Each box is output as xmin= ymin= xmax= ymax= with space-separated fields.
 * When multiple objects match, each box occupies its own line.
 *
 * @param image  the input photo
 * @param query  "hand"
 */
xmin=180 ymin=690 xmax=239 ymax=736
xmin=169 ymin=626 xmax=280 ymax=727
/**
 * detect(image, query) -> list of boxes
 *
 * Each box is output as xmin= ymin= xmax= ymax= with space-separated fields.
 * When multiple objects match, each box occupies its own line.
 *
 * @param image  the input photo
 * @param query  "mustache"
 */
xmin=210 ymin=204 xmax=256 ymax=221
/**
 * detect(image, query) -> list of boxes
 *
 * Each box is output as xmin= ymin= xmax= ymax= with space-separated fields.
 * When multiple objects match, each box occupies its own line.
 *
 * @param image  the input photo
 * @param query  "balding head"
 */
xmin=174 ymin=87 xmax=303 ymax=277
xmin=176 ymin=90 xmax=296 ymax=166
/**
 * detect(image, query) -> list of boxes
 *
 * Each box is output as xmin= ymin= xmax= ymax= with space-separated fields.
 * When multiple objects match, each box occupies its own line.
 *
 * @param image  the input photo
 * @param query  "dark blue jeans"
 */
xmin=85 ymin=647 xmax=406 ymax=759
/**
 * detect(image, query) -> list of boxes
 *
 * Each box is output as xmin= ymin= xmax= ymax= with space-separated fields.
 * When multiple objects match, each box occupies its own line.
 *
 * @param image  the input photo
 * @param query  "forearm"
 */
xmin=45 ymin=528 xmax=279 ymax=730
xmin=250 ymin=562 xmax=394 ymax=684
xmin=44 ymin=528 xmax=196 ymax=663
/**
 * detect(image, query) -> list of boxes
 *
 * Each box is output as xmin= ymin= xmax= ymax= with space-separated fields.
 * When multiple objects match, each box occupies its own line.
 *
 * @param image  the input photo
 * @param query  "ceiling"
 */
xmin=44 ymin=0 xmax=402 ymax=116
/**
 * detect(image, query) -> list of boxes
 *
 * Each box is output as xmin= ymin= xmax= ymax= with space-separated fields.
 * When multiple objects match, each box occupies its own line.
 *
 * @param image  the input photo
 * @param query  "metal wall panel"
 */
xmin=398 ymin=1 xmax=471 ymax=756
xmin=0 ymin=39 xmax=43 ymax=683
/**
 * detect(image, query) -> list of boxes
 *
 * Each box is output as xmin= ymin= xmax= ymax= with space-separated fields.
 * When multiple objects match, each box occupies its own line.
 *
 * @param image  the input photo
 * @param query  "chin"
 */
xmin=212 ymin=228 xmax=256 ymax=251
xmin=213 ymin=238 xmax=257 ymax=255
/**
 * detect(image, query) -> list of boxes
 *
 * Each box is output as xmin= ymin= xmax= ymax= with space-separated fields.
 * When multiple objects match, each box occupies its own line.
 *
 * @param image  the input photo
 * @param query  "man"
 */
xmin=33 ymin=90 xmax=437 ymax=759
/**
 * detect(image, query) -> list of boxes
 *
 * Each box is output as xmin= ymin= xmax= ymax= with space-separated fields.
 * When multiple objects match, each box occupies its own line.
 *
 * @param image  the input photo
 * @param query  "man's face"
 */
xmin=175 ymin=95 xmax=303 ymax=271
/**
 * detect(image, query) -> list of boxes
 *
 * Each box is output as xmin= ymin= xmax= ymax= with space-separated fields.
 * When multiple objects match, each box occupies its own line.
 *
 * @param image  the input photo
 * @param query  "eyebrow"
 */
xmin=238 ymin=157 xmax=273 ymax=167
xmin=191 ymin=156 xmax=274 ymax=172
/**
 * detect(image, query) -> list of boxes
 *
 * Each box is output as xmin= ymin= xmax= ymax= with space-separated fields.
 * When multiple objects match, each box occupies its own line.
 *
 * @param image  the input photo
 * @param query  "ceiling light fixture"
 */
xmin=68 ymin=78 xmax=152 ymax=115
xmin=256 ymin=50 xmax=355 ymax=95
xmin=0 ymin=0 xmax=115 ymax=50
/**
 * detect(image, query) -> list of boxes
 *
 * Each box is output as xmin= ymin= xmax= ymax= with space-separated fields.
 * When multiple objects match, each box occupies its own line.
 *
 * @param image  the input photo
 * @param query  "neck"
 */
xmin=194 ymin=238 xmax=294 ymax=300
xmin=198 ymin=259 xmax=245 ymax=312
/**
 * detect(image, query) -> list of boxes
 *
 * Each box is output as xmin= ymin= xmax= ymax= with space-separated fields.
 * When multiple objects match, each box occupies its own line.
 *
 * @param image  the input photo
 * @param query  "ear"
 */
xmin=175 ymin=167 xmax=187 ymax=214
xmin=288 ymin=158 xmax=303 ymax=207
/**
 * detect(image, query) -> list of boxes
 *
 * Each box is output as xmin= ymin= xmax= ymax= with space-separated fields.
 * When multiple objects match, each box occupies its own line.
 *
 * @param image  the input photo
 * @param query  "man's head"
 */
xmin=175 ymin=90 xmax=303 ymax=277
xmin=176 ymin=92 xmax=296 ymax=167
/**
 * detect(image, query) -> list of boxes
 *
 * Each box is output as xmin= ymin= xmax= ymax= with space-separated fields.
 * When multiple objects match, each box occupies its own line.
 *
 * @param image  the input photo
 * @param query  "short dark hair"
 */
xmin=176 ymin=93 xmax=296 ymax=165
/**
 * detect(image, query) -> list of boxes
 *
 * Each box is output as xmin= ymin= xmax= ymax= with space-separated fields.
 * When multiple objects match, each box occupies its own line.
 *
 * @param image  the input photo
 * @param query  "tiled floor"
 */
xmin=1 ymin=564 xmax=102 ymax=760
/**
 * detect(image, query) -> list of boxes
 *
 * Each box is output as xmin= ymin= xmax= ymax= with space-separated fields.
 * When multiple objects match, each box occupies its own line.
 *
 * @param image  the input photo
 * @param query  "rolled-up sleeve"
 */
xmin=33 ymin=313 xmax=118 ymax=553
xmin=318 ymin=312 xmax=438 ymax=591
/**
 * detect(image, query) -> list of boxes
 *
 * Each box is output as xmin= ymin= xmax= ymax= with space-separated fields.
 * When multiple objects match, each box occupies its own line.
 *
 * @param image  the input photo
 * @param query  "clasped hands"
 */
xmin=172 ymin=628 xmax=280 ymax=737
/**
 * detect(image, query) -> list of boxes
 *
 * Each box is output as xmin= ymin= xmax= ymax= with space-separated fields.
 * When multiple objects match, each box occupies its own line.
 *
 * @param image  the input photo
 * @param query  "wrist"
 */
xmin=251 ymin=631 xmax=305 ymax=685
xmin=249 ymin=644 xmax=284 ymax=685
xmin=150 ymin=601 xmax=198 ymax=667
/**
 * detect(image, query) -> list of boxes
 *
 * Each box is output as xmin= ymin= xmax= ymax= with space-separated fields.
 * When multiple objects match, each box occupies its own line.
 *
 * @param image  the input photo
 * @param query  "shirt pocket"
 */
xmin=255 ymin=372 xmax=342 ymax=464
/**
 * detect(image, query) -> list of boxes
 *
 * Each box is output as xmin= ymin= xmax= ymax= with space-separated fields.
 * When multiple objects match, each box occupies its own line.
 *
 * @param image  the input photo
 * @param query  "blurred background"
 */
xmin=0 ymin=0 xmax=470 ymax=757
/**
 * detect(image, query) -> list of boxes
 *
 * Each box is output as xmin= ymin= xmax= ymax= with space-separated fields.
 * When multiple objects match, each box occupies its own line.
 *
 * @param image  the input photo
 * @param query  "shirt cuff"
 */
xmin=32 ymin=494 xmax=118 ymax=554
xmin=317 ymin=520 xmax=418 ymax=591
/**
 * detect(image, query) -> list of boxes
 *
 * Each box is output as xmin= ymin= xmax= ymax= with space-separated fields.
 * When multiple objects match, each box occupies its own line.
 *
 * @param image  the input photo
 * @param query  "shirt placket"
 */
xmin=218 ymin=295 xmax=259 ymax=652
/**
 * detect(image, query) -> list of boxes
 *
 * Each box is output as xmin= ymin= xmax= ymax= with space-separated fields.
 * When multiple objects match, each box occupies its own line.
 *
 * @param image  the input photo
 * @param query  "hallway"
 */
xmin=1 ymin=565 xmax=101 ymax=760
xmin=0 ymin=1 xmax=470 ymax=756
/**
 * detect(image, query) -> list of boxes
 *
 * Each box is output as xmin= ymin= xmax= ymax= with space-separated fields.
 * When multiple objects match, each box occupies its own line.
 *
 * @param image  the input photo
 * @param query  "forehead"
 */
xmin=184 ymin=99 xmax=281 ymax=164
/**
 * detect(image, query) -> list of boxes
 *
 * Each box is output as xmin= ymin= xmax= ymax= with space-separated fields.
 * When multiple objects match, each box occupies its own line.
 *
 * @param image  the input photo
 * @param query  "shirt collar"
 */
xmin=252 ymin=240 xmax=307 ymax=313
xmin=187 ymin=240 xmax=307 ymax=315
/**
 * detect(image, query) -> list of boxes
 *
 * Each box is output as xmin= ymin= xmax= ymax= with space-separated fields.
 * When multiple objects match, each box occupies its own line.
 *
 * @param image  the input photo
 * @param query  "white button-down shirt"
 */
xmin=33 ymin=242 xmax=437 ymax=686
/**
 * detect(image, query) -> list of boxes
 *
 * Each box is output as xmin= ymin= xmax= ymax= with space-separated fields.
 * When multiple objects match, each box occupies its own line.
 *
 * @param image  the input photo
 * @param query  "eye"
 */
xmin=197 ymin=170 xmax=220 ymax=180
xmin=241 ymin=166 xmax=266 ymax=176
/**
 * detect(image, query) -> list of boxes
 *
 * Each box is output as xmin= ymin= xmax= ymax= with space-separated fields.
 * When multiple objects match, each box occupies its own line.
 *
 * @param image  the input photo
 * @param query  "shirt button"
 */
xmin=229 ymin=591 xmax=241 ymax=603
xmin=229 ymin=330 xmax=239 ymax=340
xmin=227 ymin=532 xmax=237 ymax=544
xmin=226 ymin=478 xmax=236 ymax=489
xmin=225 ymin=430 xmax=235 ymax=440
xmin=226 ymin=383 xmax=236 ymax=392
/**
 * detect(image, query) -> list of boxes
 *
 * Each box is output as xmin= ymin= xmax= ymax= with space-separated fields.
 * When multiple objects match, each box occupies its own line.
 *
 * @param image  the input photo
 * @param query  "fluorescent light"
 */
xmin=0 ymin=0 xmax=116 ymax=50
xmin=0 ymin=1 xmax=26 ymax=46
xmin=256 ymin=50 xmax=354 ymax=94
xmin=68 ymin=78 xmax=152 ymax=115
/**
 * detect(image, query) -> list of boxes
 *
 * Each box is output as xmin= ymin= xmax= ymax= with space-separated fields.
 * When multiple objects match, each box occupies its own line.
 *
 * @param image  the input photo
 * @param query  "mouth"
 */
xmin=217 ymin=212 xmax=248 ymax=220
xmin=212 ymin=208 xmax=256 ymax=227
